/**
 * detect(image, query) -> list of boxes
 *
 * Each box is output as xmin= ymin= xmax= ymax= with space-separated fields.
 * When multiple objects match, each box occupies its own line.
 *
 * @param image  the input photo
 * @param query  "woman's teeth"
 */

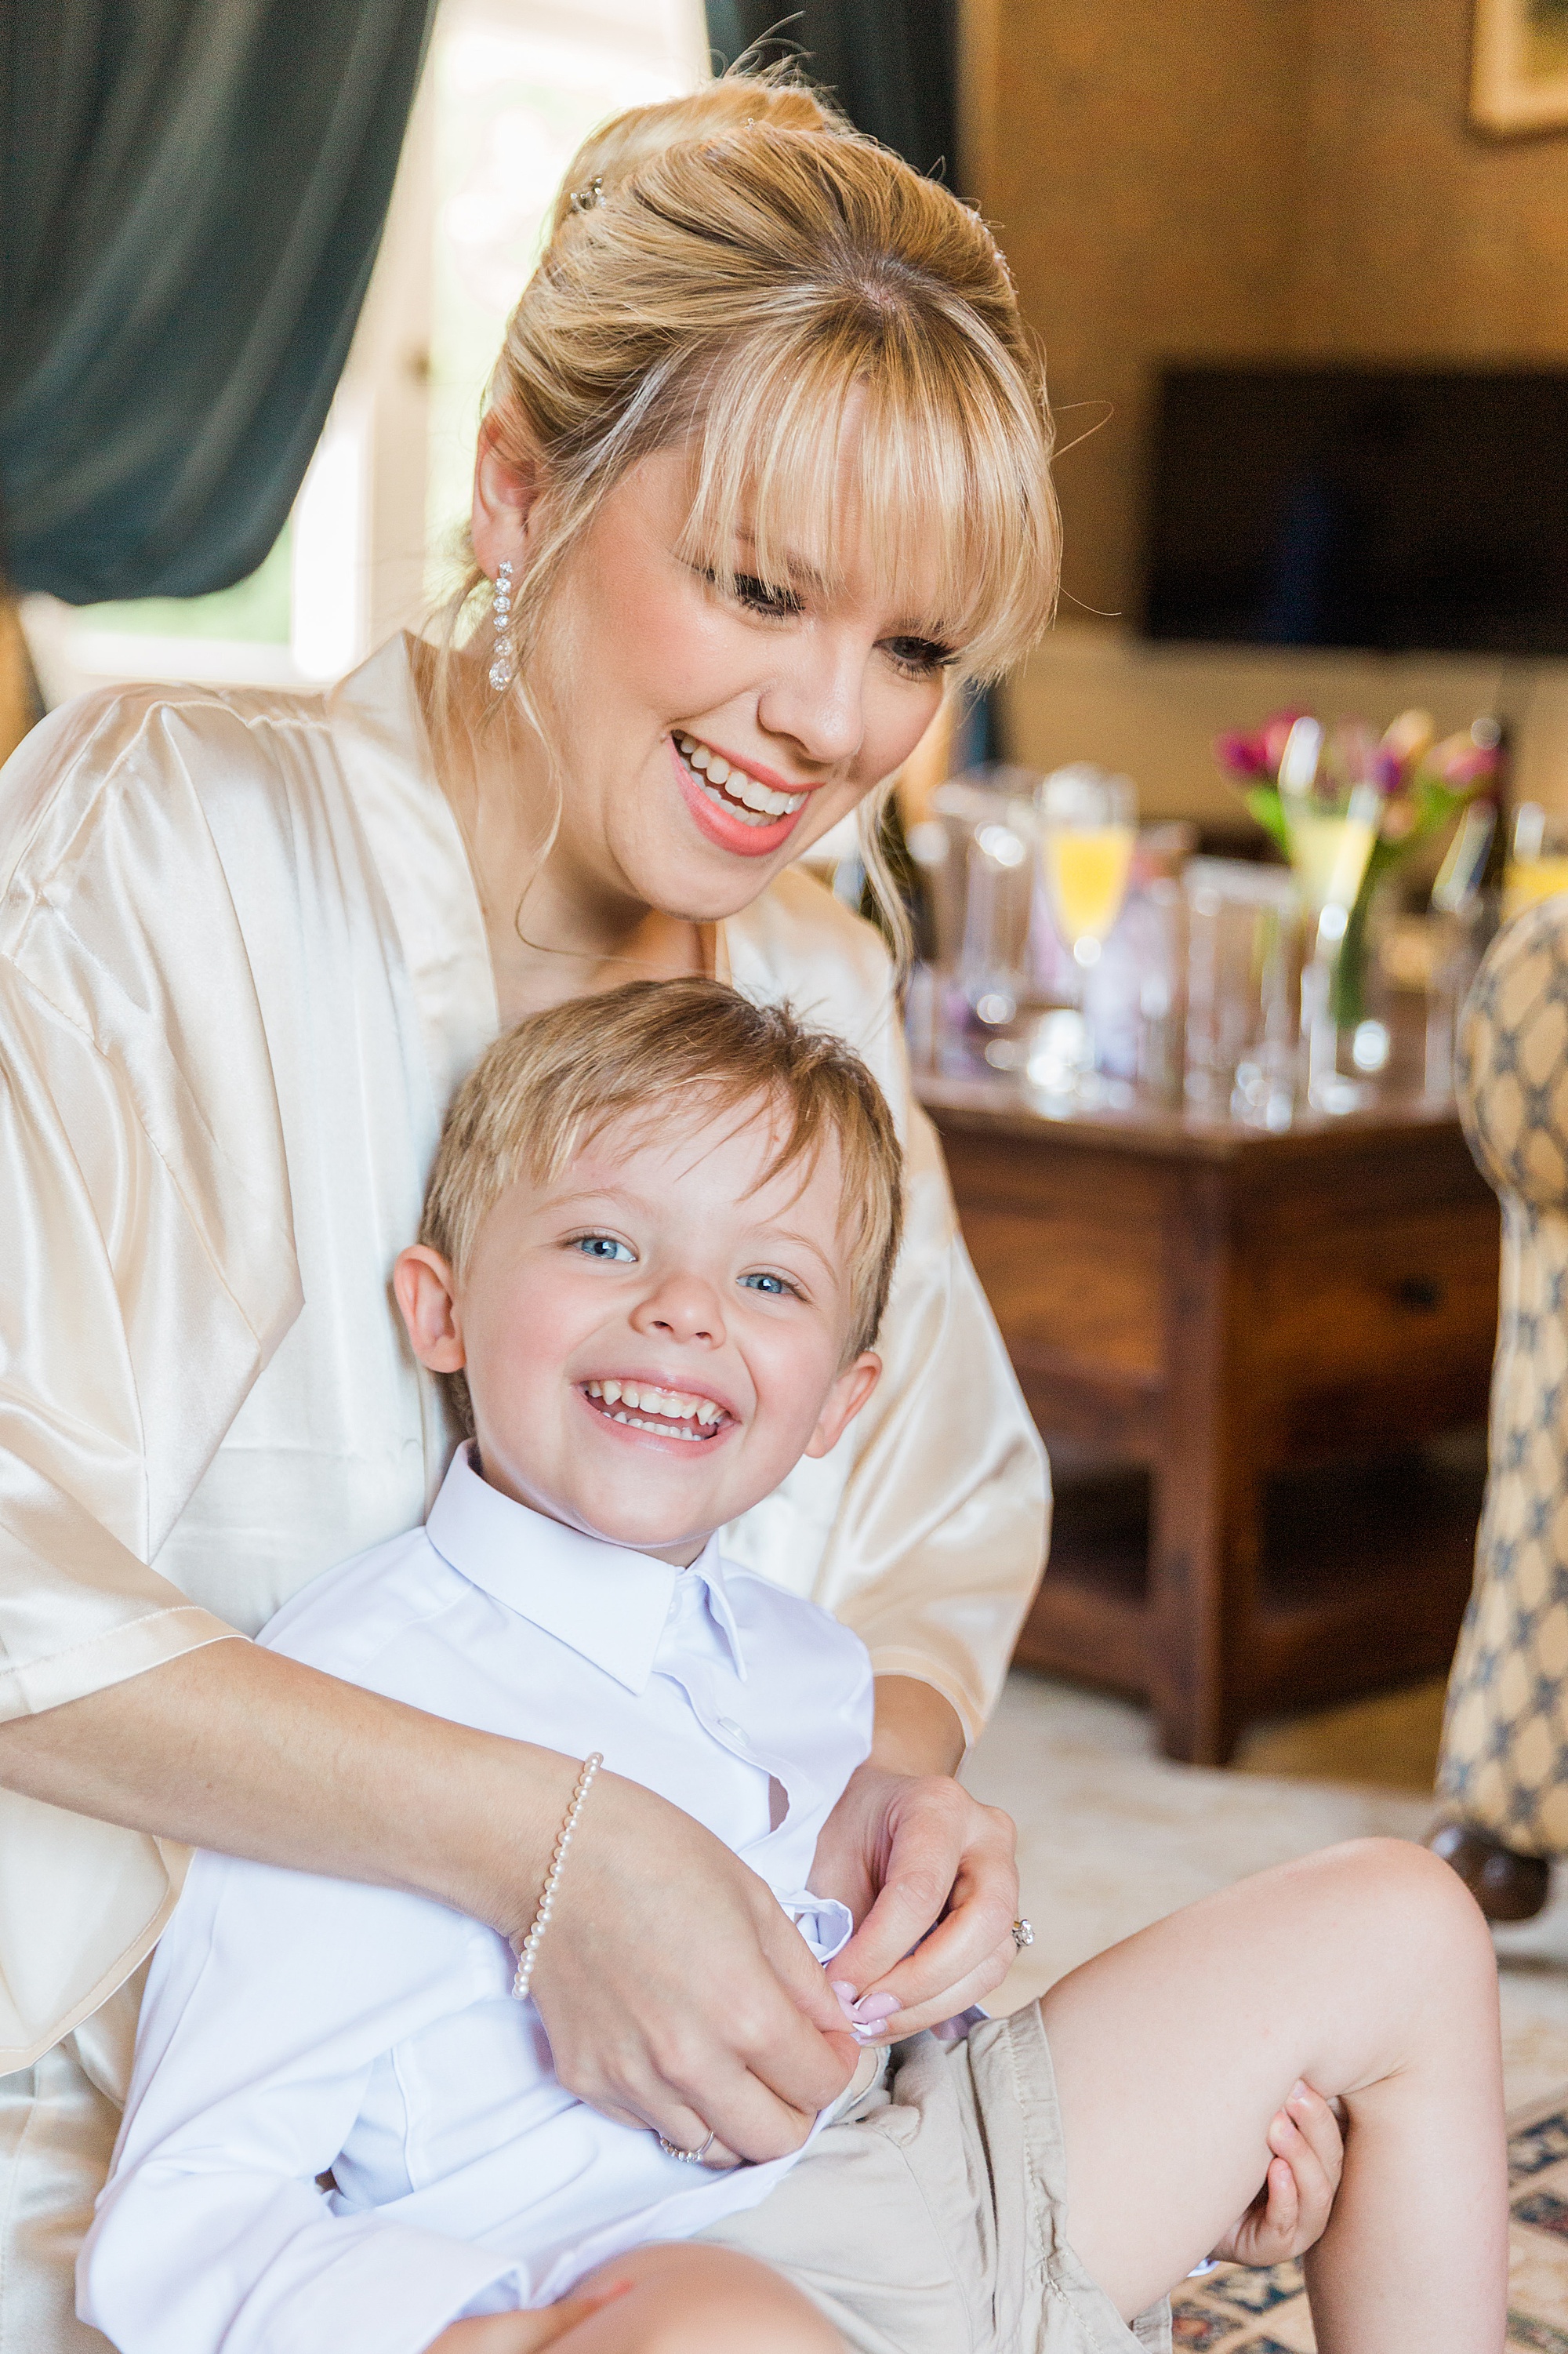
xmin=585 ymin=1379 xmax=726 ymax=1440
xmin=677 ymin=736 xmax=808 ymax=826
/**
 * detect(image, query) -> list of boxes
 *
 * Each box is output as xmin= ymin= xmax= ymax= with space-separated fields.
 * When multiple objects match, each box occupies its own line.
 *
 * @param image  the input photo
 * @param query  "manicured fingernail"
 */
xmin=852 ymin=1993 xmax=900 ymax=2025
xmin=830 ymin=1980 xmax=859 ymax=2014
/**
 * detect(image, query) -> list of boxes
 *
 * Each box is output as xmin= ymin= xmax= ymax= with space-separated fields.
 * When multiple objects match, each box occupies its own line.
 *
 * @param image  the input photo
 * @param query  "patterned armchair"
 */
xmin=1436 ymin=895 xmax=1568 ymax=1916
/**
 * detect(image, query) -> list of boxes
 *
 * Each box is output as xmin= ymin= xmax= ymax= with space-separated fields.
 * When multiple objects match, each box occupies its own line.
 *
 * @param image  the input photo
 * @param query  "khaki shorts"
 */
xmin=697 ymin=2005 xmax=1171 ymax=2354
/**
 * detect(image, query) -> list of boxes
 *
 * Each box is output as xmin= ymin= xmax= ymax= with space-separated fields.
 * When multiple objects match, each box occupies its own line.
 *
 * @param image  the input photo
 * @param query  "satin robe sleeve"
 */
xmin=722 ymin=873 xmax=1051 ymax=1746
xmin=0 ymin=687 xmax=303 ymax=2065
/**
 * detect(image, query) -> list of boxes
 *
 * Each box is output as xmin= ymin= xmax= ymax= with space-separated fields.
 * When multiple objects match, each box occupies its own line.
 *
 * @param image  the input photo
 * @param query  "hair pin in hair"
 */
xmin=570 ymin=176 xmax=604 ymax=213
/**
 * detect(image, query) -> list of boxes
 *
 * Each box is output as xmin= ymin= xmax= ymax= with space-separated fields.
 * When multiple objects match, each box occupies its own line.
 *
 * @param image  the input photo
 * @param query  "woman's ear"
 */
xmin=804 ymin=1352 xmax=881 ymax=1461
xmin=394 ymin=1245 xmax=466 ymax=1374
xmin=472 ymin=418 xmax=543 ymax=580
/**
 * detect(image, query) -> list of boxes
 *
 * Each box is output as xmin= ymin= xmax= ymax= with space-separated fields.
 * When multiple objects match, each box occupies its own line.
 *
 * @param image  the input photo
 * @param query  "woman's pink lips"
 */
xmin=668 ymin=738 xmax=812 ymax=859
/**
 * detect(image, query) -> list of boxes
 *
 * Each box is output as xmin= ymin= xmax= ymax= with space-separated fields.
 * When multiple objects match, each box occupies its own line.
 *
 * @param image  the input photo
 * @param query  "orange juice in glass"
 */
xmin=1035 ymin=767 xmax=1137 ymax=1095
xmin=1504 ymin=805 xmax=1568 ymax=924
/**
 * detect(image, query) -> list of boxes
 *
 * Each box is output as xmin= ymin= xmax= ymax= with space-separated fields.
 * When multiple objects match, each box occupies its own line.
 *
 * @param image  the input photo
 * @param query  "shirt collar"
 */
xmin=425 ymin=1446 xmax=746 ymax=1693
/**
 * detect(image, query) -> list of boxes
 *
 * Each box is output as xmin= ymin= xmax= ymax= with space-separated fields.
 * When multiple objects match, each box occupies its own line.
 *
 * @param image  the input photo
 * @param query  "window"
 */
xmin=23 ymin=0 xmax=706 ymax=708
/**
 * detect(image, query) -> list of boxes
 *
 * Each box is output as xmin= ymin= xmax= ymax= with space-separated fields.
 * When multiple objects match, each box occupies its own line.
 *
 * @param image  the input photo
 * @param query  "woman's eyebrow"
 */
xmin=732 ymin=528 xmax=829 ymax=596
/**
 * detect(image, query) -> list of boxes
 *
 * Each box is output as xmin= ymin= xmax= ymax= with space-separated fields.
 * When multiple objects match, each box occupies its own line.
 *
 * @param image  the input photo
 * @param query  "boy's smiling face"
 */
xmin=394 ymin=1099 xmax=880 ymax=1566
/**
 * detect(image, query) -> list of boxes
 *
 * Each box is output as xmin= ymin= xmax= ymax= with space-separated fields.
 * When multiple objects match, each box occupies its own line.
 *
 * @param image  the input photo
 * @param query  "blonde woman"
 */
xmin=0 ymin=75 xmax=1504 ymax=2354
xmin=0 ymin=75 xmax=1045 ymax=2346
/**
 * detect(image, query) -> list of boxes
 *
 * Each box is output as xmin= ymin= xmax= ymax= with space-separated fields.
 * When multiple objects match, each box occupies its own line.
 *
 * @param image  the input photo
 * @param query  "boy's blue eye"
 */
xmin=574 ymin=1235 xmax=634 ymax=1262
xmin=741 ymin=1272 xmax=793 ymax=1297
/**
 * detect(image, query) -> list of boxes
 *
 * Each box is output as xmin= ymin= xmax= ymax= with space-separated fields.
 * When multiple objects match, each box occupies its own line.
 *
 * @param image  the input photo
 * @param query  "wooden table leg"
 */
xmin=1148 ymin=1162 xmax=1260 ymax=1764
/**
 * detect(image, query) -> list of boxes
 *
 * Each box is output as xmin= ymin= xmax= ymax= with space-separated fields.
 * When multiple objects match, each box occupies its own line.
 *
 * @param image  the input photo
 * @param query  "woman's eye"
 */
xmin=883 ymin=635 xmax=956 ymax=679
xmin=702 ymin=565 xmax=802 ymax=621
xmin=740 ymin=1271 xmax=798 ymax=1298
xmin=572 ymin=1235 xmax=634 ymax=1262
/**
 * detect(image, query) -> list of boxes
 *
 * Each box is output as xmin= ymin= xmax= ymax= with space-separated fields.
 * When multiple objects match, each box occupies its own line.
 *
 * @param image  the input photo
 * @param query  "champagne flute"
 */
xmin=1035 ymin=767 xmax=1137 ymax=1099
xmin=1272 ymin=716 xmax=1382 ymax=1110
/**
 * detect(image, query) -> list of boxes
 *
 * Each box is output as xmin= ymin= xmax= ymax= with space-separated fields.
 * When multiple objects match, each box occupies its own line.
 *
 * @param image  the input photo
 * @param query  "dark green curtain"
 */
xmin=705 ymin=1 xmax=958 ymax=186
xmin=0 ymin=0 xmax=437 ymax=605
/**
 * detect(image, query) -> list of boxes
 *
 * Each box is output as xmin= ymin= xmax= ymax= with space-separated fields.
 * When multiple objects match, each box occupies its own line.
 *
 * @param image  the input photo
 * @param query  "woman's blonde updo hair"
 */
xmin=454 ymin=71 xmax=1056 ymax=688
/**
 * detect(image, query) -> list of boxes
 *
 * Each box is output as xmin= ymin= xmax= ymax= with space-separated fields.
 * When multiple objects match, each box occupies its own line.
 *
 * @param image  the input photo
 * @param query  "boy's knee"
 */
xmin=583 ymin=2245 xmax=846 ymax=2354
xmin=1316 ymin=1835 xmax=1496 ymax=1973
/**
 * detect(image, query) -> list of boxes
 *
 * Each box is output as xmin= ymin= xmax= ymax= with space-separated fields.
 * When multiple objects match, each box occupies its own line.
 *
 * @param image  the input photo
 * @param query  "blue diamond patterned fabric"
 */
xmin=1439 ymin=898 xmax=1568 ymax=1854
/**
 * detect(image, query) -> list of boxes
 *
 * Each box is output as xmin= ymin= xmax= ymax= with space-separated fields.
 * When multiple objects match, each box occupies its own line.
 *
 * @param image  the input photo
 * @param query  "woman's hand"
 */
xmin=1209 ymin=2082 xmax=1345 ymax=2269
xmin=529 ymin=1767 xmax=856 ymax=2163
xmin=0 ymin=1645 xmax=855 ymax=2168
xmin=808 ymin=1677 xmax=1021 ymax=2039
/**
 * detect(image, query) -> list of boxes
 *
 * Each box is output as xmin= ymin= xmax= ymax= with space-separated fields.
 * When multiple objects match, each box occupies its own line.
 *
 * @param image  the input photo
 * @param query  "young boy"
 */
xmin=79 ymin=981 xmax=1496 ymax=2354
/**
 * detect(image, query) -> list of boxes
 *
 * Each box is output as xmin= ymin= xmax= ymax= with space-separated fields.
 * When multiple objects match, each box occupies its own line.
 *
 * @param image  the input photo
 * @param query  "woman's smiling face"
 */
xmin=474 ymin=441 xmax=956 ymax=926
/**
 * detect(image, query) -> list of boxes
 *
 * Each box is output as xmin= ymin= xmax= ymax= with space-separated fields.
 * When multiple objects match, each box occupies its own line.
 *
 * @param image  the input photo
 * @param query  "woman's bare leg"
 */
xmin=1040 ymin=1837 xmax=1507 ymax=2351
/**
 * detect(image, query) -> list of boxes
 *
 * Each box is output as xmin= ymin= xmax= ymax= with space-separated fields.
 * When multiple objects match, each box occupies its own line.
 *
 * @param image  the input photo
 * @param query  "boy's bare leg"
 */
xmin=1040 ymin=1837 xmax=1508 ymax=2352
xmin=432 ymin=2243 xmax=846 ymax=2354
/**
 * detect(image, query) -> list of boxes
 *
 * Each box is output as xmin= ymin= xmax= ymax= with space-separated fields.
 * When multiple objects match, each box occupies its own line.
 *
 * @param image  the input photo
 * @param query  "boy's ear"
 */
xmin=803 ymin=1351 xmax=881 ymax=1461
xmin=393 ymin=1245 xmax=466 ymax=1374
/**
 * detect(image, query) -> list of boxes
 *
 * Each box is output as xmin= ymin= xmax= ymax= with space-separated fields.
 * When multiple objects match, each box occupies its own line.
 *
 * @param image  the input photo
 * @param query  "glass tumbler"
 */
xmin=1183 ymin=858 xmax=1303 ymax=1128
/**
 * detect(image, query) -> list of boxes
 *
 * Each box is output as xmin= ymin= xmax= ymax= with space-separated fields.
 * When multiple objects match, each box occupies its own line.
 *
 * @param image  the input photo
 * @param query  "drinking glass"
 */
xmin=1183 ymin=859 xmax=1302 ymax=1128
xmin=1504 ymin=803 xmax=1568 ymax=925
xmin=1035 ymin=766 xmax=1137 ymax=1096
xmin=1273 ymin=720 xmax=1381 ymax=1112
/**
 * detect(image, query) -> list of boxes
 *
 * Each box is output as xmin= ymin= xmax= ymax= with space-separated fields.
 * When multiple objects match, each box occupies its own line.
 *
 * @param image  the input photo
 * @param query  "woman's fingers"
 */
xmin=839 ymin=1931 xmax=1018 ymax=2042
xmin=827 ymin=1778 xmax=1018 ymax=2011
xmin=530 ymin=1770 xmax=854 ymax=2163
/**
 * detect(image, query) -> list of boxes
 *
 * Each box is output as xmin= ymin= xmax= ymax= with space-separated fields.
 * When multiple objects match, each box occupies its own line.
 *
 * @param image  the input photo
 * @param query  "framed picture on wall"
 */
xmin=1472 ymin=0 xmax=1568 ymax=133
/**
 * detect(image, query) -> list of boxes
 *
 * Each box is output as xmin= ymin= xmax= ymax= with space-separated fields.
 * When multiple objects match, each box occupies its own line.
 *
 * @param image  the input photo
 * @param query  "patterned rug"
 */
xmin=1171 ymin=2087 xmax=1568 ymax=2351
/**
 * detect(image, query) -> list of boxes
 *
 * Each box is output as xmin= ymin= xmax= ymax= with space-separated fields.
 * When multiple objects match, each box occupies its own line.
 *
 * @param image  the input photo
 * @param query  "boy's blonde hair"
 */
xmin=421 ymin=979 xmax=906 ymax=1400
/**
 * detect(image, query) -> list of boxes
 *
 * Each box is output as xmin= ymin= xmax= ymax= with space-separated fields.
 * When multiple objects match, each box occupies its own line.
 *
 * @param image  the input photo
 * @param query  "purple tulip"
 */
xmin=1214 ymin=729 xmax=1270 ymax=777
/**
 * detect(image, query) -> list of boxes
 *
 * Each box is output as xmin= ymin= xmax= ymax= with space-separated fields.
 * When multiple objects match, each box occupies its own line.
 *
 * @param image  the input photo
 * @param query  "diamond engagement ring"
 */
xmin=1011 ymin=1919 xmax=1034 ymax=1950
xmin=656 ymin=2129 xmax=717 ymax=2164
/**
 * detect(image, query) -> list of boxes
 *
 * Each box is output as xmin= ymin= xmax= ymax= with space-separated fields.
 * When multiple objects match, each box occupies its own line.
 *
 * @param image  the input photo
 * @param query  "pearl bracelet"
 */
xmin=512 ymin=1751 xmax=603 ymax=2003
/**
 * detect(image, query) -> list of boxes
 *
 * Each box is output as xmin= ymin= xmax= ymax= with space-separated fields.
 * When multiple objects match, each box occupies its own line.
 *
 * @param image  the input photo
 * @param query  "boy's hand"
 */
xmin=1210 ymin=2081 xmax=1345 ymax=2269
xmin=428 ymin=2281 xmax=630 ymax=2352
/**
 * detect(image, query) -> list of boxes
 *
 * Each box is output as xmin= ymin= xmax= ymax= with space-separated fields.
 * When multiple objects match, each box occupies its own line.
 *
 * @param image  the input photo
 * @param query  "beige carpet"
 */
xmin=960 ymin=1669 xmax=1568 ymax=2346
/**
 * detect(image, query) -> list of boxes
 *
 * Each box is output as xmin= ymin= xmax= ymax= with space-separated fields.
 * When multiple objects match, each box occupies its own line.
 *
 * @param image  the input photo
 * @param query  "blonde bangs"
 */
xmin=680 ymin=308 xmax=1058 ymax=685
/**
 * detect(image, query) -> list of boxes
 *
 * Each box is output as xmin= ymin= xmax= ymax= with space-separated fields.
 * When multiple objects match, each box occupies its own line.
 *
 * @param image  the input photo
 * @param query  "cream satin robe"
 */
xmin=0 ymin=636 xmax=1048 ymax=2348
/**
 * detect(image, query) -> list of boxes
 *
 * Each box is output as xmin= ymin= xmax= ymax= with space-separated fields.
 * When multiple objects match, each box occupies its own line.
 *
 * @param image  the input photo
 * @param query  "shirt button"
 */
xmin=717 ymin=1717 xmax=746 ymax=1741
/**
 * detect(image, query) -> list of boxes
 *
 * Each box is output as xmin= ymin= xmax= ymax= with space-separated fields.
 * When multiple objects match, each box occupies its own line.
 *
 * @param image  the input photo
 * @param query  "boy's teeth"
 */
xmin=586 ymin=1380 xmax=724 ymax=1430
xmin=675 ymin=735 xmax=807 ymax=824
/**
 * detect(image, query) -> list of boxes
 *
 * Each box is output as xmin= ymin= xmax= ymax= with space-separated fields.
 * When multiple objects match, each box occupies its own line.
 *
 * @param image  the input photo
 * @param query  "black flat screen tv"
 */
xmin=1141 ymin=365 xmax=1568 ymax=656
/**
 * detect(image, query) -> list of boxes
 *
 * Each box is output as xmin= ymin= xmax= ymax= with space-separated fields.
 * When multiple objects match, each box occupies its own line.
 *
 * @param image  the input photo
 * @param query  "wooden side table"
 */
xmin=920 ymin=1077 xmax=1502 ymax=1764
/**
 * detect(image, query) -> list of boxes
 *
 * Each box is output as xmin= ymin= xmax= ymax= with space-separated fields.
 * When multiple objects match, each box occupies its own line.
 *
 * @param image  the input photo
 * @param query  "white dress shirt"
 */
xmin=78 ymin=1448 xmax=875 ymax=2354
xmin=0 ymin=633 xmax=1046 ymax=2072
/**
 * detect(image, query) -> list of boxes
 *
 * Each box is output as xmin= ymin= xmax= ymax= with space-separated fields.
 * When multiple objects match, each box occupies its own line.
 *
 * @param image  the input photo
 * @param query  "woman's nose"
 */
xmin=629 ymin=1275 xmax=726 ymax=1347
xmin=756 ymin=635 xmax=865 ymax=770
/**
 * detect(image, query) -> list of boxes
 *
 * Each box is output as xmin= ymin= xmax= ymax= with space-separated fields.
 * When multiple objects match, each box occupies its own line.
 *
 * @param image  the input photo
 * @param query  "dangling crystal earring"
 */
xmin=488 ymin=561 xmax=516 ymax=694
